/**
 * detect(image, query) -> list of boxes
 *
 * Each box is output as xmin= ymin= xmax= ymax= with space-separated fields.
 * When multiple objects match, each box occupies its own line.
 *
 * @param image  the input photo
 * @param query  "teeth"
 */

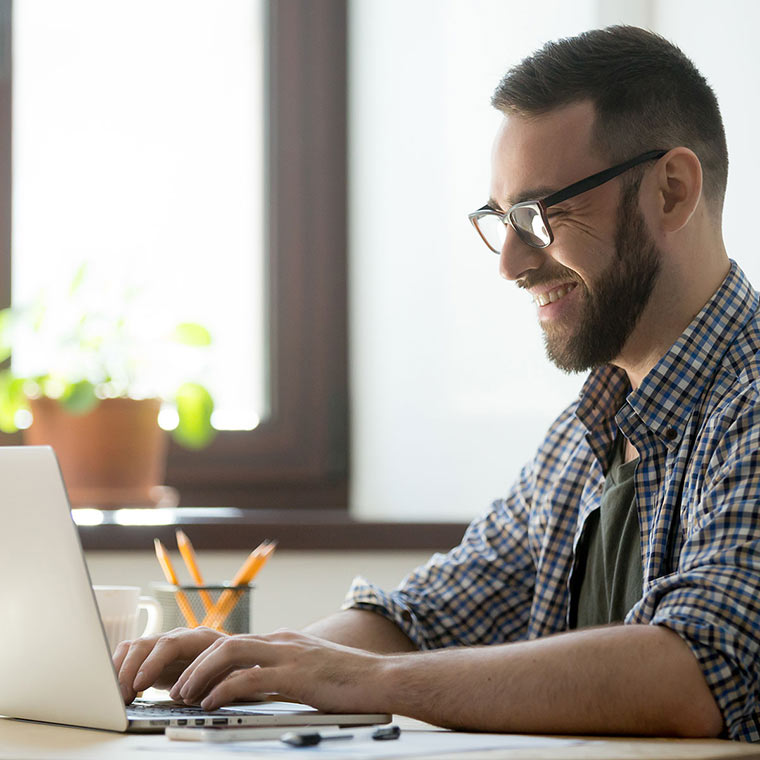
xmin=534 ymin=284 xmax=576 ymax=307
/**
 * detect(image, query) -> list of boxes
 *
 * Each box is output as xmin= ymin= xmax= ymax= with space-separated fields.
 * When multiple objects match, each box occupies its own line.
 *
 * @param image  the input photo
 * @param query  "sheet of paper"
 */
xmin=142 ymin=729 xmax=581 ymax=758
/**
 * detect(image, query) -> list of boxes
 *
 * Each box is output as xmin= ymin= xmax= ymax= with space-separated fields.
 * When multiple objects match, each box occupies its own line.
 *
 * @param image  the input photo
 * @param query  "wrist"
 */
xmin=371 ymin=651 xmax=416 ymax=717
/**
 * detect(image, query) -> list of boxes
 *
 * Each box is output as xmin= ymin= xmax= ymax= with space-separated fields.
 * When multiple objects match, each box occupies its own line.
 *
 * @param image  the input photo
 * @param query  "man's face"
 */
xmin=488 ymin=102 xmax=662 ymax=373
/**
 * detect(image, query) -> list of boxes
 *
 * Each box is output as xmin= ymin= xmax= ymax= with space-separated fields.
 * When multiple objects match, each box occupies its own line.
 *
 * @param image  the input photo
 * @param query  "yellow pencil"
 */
xmin=154 ymin=538 xmax=199 ymax=628
xmin=201 ymin=541 xmax=276 ymax=629
xmin=203 ymin=544 xmax=274 ymax=630
xmin=175 ymin=529 xmax=214 ymax=613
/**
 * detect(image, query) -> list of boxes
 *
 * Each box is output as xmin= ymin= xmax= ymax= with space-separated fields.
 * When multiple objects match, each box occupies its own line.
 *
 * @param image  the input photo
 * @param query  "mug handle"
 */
xmin=137 ymin=595 xmax=163 ymax=637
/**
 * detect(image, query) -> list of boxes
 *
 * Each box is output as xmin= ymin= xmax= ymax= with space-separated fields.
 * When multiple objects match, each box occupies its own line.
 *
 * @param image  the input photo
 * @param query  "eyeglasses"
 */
xmin=468 ymin=149 xmax=667 ymax=252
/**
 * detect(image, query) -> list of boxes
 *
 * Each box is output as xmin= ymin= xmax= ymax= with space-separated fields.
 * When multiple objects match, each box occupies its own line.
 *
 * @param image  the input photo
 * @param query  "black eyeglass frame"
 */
xmin=468 ymin=149 xmax=668 ymax=252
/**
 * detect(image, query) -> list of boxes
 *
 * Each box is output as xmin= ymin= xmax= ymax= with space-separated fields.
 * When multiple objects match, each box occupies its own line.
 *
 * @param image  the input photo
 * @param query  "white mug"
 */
xmin=93 ymin=585 xmax=163 ymax=654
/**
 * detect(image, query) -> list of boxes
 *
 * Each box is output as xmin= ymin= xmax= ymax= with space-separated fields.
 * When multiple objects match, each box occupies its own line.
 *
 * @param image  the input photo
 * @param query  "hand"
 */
xmin=113 ymin=627 xmax=227 ymax=704
xmin=168 ymin=629 xmax=387 ymax=713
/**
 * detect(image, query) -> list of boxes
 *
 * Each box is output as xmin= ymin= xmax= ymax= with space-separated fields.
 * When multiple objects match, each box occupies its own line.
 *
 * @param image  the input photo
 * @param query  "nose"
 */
xmin=498 ymin=224 xmax=545 ymax=281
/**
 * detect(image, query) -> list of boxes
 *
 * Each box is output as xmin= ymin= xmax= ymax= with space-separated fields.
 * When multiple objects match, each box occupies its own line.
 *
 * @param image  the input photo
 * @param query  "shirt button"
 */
xmin=665 ymin=427 xmax=678 ymax=441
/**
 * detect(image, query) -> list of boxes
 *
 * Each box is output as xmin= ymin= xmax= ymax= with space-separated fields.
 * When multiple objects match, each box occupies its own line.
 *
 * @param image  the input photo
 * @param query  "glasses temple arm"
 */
xmin=542 ymin=149 xmax=667 ymax=208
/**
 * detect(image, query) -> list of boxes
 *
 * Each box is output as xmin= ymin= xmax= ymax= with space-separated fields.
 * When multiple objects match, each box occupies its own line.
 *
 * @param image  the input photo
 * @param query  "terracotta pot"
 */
xmin=23 ymin=397 xmax=169 ymax=508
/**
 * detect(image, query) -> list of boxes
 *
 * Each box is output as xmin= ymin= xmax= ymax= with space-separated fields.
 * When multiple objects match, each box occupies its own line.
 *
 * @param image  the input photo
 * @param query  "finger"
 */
xmin=113 ymin=639 xmax=136 ymax=703
xmin=176 ymin=636 xmax=259 ymax=703
xmin=112 ymin=639 xmax=131 ymax=674
xmin=169 ymin=634 xmax=229 ymax=700
xmin=133 ymin=627 xmax=221 ymax=692
xmin=200 ymin=665 xmax=283 ymax=711
xmin=178 ymin=636 xmax=270 ymax=704
xmin=167 ymin=636 xmax=219 ymax=701
xmin=117 ymin=635 xmax=167 ymax=702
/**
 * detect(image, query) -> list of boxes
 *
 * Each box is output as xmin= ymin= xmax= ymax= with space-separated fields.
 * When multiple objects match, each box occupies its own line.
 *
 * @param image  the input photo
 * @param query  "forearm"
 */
xmin=378 ymin=624 xmax=723 ymax=737
xmin=303 ymin=609 xmax=417 ymax=653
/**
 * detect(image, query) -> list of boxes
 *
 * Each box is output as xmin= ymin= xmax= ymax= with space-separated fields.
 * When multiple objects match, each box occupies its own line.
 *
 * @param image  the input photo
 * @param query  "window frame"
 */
xmin=0 ymin=2 xmax=10 ymax=319
xmin=0 ymin=0 xmax=350 ymax=512
xmin=167 ymin=0 xmax=350 ymax=510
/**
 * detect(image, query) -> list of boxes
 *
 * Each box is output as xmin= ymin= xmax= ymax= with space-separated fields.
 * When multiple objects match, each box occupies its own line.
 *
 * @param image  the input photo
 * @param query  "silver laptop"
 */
xmin=0 ymin=446 xmax=391 ymax=732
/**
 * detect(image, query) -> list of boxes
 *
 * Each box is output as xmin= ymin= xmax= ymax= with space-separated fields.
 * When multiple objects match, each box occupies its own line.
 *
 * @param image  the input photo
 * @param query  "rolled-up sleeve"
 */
xmin=342 ymin=462 xmax=537 ymax=650
xmin=629 ymin=428 xmax=760 ymax=741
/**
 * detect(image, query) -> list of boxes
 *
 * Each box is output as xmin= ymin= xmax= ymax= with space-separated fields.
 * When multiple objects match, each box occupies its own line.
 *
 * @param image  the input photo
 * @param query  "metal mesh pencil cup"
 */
xmin=151 ymin=583 xmax=254 ymax=634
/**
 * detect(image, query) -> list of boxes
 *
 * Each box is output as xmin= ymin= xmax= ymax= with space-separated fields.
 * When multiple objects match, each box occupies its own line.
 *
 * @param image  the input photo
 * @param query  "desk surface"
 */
xmin=1 ymin=716 xmax=759 ymax=760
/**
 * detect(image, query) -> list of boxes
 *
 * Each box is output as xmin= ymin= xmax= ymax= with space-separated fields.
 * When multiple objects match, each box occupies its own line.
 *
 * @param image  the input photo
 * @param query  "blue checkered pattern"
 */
xmin=344 ymin=261 xmax=760 ymax=741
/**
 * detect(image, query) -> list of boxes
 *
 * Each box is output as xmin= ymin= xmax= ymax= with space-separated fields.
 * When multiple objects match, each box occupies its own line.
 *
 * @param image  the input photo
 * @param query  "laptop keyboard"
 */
xmin=128 ymin=700 xmax=245 ymax=718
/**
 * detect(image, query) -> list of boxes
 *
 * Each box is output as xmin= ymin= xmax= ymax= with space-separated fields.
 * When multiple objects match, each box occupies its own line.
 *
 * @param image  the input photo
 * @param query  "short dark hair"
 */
xmin=491 ymin=26 xmax=728 ymax=213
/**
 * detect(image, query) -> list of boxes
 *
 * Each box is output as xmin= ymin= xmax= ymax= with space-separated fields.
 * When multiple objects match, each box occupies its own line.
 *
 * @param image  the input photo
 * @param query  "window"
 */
xmin=0 ymin=0 xmax=349 ymax=511
xmin=13 ymin=0 xmax=266 ymax=431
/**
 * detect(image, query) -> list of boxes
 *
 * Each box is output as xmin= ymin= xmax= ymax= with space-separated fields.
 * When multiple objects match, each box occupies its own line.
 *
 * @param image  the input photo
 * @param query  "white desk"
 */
xmin=1 ymin=717 xmax=759 ymax=760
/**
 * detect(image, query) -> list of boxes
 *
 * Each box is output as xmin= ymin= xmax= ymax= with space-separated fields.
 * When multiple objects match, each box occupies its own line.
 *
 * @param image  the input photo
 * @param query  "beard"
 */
xmin=537 ymin=184 xmax=662 ymax=373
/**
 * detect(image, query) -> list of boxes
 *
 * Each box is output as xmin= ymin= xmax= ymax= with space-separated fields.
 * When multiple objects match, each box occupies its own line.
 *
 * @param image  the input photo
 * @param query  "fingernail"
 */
xmin=120 ymin=683 xmax=131 ymax=702
xmin=133 ymin=670 xmax=146 ymax=690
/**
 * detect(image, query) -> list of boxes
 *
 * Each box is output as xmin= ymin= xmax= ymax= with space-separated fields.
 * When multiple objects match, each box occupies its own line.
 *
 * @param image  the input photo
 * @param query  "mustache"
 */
xmin=516 ymin=265 xmax=583 ymax=291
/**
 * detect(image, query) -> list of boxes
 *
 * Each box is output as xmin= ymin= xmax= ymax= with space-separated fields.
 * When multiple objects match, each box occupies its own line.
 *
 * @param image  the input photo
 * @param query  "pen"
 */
xmin=154 ymin=538 xmax=200 ymax=627
xmin=175 ymin=529 xmax=214 ymax=613
xmin=281 ymin=724 xmax=400 ymax=747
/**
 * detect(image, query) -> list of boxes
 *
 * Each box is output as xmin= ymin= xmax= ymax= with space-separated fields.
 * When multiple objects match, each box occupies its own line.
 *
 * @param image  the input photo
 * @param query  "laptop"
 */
xmin=0 ymin=446 xmax=391 ymax=733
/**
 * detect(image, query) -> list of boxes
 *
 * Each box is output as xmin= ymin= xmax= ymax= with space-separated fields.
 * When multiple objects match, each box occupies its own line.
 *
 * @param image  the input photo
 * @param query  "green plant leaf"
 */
xmin=60 ymin=379 xmax=99 ymax=414
xmin=172 ymin=382 xmax=215 ymax=449
xmin=0 ymin=371 xmax=28 ymax=433
xmin=172 ymin=323 xmax=212 ymax=347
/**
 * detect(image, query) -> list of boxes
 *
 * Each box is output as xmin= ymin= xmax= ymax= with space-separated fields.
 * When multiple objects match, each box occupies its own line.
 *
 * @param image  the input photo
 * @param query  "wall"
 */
xmin=85 ymin=550 xmax=432 ymax=633
xmin=654 ymin=0 xmax=760 ymax=280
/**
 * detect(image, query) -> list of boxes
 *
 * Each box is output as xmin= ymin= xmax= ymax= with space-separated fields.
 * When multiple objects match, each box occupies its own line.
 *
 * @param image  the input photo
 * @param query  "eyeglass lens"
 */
xmin=475 ymin=214 xmax=507 ymax=252
xmin=510 ymin=205 xmax=550 ymax=248
xmin=475 ymin=204 xmax=550 ymax=253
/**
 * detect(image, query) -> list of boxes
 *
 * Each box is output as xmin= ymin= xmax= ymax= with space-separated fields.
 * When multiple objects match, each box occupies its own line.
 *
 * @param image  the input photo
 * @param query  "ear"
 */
xmin=649 ymin=147 xmax=703 ymax=233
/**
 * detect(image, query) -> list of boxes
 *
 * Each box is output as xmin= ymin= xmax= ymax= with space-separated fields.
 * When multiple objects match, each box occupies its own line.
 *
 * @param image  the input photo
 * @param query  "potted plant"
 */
xmin=0 ymin=264 xmax=215 ymax=507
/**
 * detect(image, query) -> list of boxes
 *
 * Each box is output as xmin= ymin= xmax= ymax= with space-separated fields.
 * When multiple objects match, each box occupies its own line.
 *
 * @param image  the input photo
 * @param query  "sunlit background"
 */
xmin=13 ymin=0 xmax=265 ymax=432
xmin=12 ymin=0 xmax=760 ymax=521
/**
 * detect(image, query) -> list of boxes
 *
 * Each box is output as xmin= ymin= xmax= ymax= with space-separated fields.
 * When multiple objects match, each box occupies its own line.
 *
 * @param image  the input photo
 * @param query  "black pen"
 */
xmin=281 ymin=724 xmax=401 ymax=747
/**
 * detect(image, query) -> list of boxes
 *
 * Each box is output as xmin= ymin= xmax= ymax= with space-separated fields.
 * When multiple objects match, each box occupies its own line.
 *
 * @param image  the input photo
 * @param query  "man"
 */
xmin=115 ymin=26 xmax=760 ymax=740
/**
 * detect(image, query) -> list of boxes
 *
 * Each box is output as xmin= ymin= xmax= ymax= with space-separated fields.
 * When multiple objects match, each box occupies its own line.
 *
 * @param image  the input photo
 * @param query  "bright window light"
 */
xmin=13 ymin=0 xmax=266 ymax=431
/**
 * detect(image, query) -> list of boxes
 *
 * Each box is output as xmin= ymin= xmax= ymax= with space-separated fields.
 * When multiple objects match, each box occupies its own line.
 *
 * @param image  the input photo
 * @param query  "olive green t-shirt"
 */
xmin=572 ymin=435 xmax=643 ymax=628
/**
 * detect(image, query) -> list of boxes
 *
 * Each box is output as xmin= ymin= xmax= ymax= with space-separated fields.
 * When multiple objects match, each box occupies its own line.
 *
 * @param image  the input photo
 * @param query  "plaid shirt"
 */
xmin=345 ymin=261 xmax=760 ymax=741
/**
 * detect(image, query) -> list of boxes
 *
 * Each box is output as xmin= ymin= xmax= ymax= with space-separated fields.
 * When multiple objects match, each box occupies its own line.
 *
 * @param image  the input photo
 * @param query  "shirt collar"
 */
xmin=576 ymin=260 xmax=758 ymax=455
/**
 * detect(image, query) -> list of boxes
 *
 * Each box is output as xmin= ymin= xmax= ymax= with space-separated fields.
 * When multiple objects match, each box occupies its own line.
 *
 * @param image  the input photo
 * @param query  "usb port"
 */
xmin=212 ymin=718 xmax=229 ymax=725
xmin=176 ymin=719 xmax=188 ymax=726
xmin=195 ymin=719 xmax=205 ymax=726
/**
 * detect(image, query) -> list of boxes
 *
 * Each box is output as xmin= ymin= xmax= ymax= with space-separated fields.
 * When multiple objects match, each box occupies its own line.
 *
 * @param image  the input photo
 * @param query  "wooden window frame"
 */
xmin=166 ymin=0 xmax=350 ymax=510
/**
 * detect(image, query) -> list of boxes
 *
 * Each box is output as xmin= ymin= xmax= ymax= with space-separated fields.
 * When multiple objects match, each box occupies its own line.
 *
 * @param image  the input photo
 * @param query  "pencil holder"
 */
xmin=150 ymin=583 xmax=254 ymax=635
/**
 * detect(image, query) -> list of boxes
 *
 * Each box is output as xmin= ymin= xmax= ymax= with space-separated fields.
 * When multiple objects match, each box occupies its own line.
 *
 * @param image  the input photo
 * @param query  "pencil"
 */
xmin=175 ymin=529 xmax=214 ymax=613
xmin=201 ymin=540 xmax=276 ymax=630
xmin=154 ymin=538 xmax=200 ymax=628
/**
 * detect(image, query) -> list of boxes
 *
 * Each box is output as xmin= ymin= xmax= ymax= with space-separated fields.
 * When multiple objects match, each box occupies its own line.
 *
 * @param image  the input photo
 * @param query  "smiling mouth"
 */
xmin=532 ymin=282 xmax=578 ymax=307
